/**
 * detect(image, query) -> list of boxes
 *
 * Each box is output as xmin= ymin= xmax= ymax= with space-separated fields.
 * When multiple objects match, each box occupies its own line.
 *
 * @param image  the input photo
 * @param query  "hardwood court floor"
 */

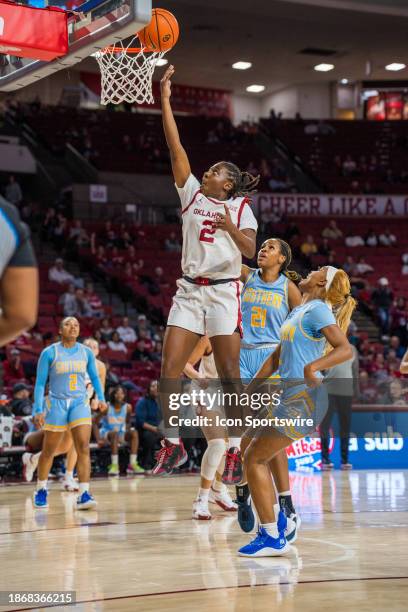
xmin=0 ymin=470 xmax=407 ymax=611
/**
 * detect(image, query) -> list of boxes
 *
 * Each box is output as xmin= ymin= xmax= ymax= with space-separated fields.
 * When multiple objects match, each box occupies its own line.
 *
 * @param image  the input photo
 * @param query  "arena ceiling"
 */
xmin=78 ymin=0 xmax=408 ymax=96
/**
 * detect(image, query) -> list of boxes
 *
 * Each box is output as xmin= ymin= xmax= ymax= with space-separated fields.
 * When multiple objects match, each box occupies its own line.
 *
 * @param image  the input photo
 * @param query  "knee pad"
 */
xmin=201 ymin=438 xmax=226 ymax=481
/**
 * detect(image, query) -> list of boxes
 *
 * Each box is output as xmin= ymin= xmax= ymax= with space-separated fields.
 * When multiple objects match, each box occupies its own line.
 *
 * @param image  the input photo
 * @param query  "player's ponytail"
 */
xmin=221 ymin=161 xmax=260 ymax=198
xmin=275 ymin=239 xmax=302 ymax=285
xmin=326 ymin=269 xmax=357 ymax=335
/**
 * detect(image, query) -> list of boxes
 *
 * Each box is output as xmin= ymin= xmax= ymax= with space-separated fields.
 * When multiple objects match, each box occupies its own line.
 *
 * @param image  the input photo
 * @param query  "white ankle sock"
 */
xmin=261 ymin=522 xmax=279 ymax=538
xmin=198 ymin=488 xmax=210 ymax=501
xmin=228 ymin=438 xmax=241 ymax=449
xmin=167 ymin=437 xmax=179 ymax=445
xmin=278 ymin=490 xmax=291 ymax=496
xmin=130 ymin=454 xmax=137 ymax=463
xmin=79 ymin=483 xmax=89 ymax=494
xmin=66 ymin=470 xmax=74 ymax=479
xmin=112 ymin=454 xmax=118 ymax=465
xmin=37 ymin=480 xmax=47 ymax=491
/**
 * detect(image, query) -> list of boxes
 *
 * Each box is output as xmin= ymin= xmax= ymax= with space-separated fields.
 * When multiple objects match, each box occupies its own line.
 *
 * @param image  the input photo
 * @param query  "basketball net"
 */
xmin=94 ymin=36 xmax=166 ymax=105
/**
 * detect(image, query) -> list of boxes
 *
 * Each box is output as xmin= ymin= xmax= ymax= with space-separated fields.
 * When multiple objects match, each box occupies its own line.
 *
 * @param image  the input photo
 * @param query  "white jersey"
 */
xmin=176 ymin=174 xmax=258 ymax=280
xmin=198 ymin=351 xmax=218 ymax=379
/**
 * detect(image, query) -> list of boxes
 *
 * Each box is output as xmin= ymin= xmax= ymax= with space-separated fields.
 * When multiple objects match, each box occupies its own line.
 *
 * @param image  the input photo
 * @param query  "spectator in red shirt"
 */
xmin=3 ymin=349 xmax=26 ymax=384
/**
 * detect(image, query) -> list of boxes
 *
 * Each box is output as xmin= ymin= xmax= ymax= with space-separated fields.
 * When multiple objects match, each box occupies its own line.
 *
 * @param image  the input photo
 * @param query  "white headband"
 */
xmin=325 ymin=266 xmax=339 ymax=291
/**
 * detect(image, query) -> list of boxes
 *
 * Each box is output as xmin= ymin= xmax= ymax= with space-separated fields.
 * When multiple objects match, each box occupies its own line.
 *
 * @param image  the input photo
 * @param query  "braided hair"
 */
xmin=220 ymin=161 xmax=260 ymax=198
xmin=273 ymin=238 xmax=302 ymax=284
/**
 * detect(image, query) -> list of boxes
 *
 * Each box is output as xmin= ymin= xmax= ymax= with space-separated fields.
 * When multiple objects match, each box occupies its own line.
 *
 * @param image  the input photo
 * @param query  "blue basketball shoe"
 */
xmin=238 ymin=509 xmax=290 ymax=557
xmin=76 ymin=491 xmax=97 ymax=510
xmin=33 ymin=488 xmax=48 ymax=509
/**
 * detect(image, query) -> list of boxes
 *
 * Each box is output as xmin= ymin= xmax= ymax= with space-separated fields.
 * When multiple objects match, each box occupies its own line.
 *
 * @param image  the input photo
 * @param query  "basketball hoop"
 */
xmin=94 ymin=7 xmax=179 ymax=106
xmin=94 ymin=37 xmax=166 ymax=106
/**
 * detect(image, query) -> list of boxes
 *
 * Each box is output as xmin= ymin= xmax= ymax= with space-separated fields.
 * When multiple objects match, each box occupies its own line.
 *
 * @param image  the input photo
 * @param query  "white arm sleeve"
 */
xmin=238 ymin=202 xmax=258 ymax=231
xmin=175 ymin=174 xmax=201 ymax=209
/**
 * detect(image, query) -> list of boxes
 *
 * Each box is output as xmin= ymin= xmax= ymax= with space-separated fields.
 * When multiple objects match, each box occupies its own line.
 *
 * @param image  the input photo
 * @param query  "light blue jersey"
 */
xmin=240 ymin=270 xmax=289 ymax=381
xmin=33 ymin=342 xmax=105 ymax=431
xmin=268 ymin=300 xmax=336 ymax=440
xmin=241 ymin=271 xmax=289 ymax=346
xmin=100 ymin=402 xmax=127 ymax=438
xmin=279 ymin=300 xmax=336 ymax=380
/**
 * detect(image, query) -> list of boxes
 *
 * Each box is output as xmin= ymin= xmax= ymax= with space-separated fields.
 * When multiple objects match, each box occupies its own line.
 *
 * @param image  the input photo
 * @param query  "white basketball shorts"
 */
xmin=167 ymin=278 xmax=242 ymax=337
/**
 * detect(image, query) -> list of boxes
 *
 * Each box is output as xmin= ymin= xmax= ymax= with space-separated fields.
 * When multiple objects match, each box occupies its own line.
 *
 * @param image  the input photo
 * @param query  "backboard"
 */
xmin=0 ymin=0 xmax=152 ymax=91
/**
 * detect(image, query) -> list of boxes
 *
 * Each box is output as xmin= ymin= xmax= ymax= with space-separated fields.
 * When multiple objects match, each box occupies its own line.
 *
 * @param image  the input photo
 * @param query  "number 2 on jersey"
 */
xmin=251 ymin=306 xmax=267 ymax=328
xmin=199 ymin=220 xmax=216 ymax=244
xmin=69 ymin=374 xmax=78 ymax=391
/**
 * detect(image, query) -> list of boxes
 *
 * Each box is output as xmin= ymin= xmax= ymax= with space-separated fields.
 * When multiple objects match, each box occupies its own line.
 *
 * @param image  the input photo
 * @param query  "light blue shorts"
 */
xmin=100 ymin=427 xmax=125 ymax=441
xmin=269 ymin=383 xmax=328 ymax=440
xmin=44 ymin=396 xmax=91 ymax=432
xmin=240 ymin=346 xmax=279 ymax=382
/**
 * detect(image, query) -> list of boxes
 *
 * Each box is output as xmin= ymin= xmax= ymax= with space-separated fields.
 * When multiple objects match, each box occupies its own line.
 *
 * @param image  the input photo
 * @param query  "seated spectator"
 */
xmin=85 ymin=282 xmax=104 ymax=317
xmin=48 ymin=258 xmax=75 ymax=285
xmin=72 ymin=288 xmax=93 ymax=318
xmin=379 ymin=228 xmax=397 ymax=247
xmin=138 ymin=329 xmax=154 ymax=352
xmin=108 ymin=331 xmax=128 ymax=354
xmin=391 ymin=297 xmax=408 ymax=344
xmin=134 ymin=380 xmax=162 ymax=470
xmin=132 ymin=339 xmax=152 ymax=362
xmin=8 ymin=382 xmax=32 ymax=417
xmin=93 ymin=329 xmax=107 ymax=352
xmin=386 ymin=335 xmax=406 ymax=360
xmin=165 ymin=231 xmax=182 ymax=252
xmin=358 ymin=370 xmax=378 ymax=404
xmin=318 ymin=237 xmax=331 ymax=256
xmin=370 ymin=353 xmax=390 ymax=383
xmin=345 ymin=233 xmax=365 ymax=247
xmin=150 ymin=340 xmax=162 ymax=362
xmin=59 ymin=283 xmax=76 ymax=316
xmin=322 ymin=220 xmax=343 ymax=240
xmin=69 ymin=220 xmax=83 ymax=240
xmin=365 ymin=229 xmax=378 ymax=247
xmin=116 ymin=317 xmax=137 ymax=344
xmin=146 ymin=266 xmax=169 ymax=295
xmin=326 ymin=251 xmax=341 ymax=268
xmin=5 ymin=174 xmax=23 ymax=206
xmin=343 ymin=255 xmax=356 ymax=276
xmin=300 ymin=235 xmax=317 ymax=257
xmin=355 ymin=257 xmax=374 ymax=276
xmin=100 ymin=318 xmax=114 ymax=342
xmin=93 ymin=384 xmax=142 ymax=475
xmin=372 ymin=278 xmax=393 ymax=335
xmin=3 ymin=349 xmax=25 ymax=384
xmin=135 ymin=314 xmax=153 ymax=339
xmin=342 ymin=155 xmax=357 ymax=177
xmin=402 ymin=253 xmax=408 ymax=275
xmin=104 ymin=362 xmax=121 ymax=393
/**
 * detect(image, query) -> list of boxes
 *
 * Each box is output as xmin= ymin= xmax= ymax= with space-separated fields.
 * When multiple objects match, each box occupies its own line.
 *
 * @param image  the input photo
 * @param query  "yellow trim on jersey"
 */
xmin=284 ymin=277 xmax=289 ymax=308
xmin=44 ymin=423 xmax=68 ymax=432
xmin=298 ymin=312 xmax=325 ymax=342
xmin=69 ymin=417 xmax=92 ymax=428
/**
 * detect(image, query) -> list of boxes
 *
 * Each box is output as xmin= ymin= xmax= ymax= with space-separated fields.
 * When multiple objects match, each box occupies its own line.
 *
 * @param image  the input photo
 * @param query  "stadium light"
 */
xmin=340 ymin=78 xmax=349 ymax=84
xmin=314 ymin=63 xmax=334 ymax=72
xmin=232 ymin=61 xmax=252 ymax=70
xmin=246 ymin=84 xmax=265 ymax=93
xmin=385 ymin=63 xmax=406 ymax=71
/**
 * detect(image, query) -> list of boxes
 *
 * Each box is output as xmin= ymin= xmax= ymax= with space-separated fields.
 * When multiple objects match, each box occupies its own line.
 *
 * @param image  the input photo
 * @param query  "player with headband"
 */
xmin=238 ymin=266 xmax=356 ymax=557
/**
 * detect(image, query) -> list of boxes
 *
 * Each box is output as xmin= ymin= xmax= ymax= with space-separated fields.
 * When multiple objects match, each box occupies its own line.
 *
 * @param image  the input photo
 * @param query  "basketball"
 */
xmin=138 ymin=8 xmax=179 ymax=52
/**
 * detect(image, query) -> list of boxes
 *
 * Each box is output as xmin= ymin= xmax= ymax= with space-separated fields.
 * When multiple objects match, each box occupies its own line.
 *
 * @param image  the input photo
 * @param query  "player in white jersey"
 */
xmin=153 ymin=65 xmax=259 ymax=475
xmin=184 ymin=336 xmax=237 ymax=519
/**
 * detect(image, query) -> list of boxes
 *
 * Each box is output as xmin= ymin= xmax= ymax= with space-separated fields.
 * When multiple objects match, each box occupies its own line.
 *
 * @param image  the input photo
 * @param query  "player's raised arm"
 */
xmin=160 ymin=65 xmax=191 ymax=187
